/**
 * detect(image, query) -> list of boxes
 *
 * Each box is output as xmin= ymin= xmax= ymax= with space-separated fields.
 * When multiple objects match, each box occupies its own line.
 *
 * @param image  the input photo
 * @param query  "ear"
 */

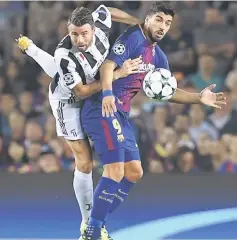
xmin=145 ymin=15 xmax=149 ymax=25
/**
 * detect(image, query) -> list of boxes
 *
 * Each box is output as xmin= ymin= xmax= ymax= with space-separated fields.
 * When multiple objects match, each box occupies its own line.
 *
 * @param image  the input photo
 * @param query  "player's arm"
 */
xmin=71 ymin=57 xmax=141 ymax=97
xmin=159 ymin=52 xmax=226 ymax=108
xmin=101 ymin=35 xmax=138 ymax=117
xmin=73 ymin=81 xmax=101 ymax=98
xmin=107 ymin=7 xmax=141 ymax=25
xmin=16 ymin=35 xmax=57 ymax=78
xmin=112 ymin=57 xmax=142 ymax=81
xmin=169 ymin=85 xmax=226 ymax=108
xmin=92 ymin=5 xmax=140 ymax=39
xmin=54 ymin=50 xmax=101 ymax=98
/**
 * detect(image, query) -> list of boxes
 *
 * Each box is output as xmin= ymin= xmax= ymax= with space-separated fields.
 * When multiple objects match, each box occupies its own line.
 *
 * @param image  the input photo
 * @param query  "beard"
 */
xmin=147 ymin=27 xmax=163 ymax=43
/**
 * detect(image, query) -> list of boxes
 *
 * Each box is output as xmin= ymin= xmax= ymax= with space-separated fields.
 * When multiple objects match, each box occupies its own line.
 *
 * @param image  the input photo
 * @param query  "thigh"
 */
xmin=66 ymin=138 xmax=93 ymax=172
xmin=50 ymin=99 xmax=85 ymax=140
xmin=123 ymin=117 xmax=141 ymax=162
xmin=66 ymin=138 xmax=93 ymax=162
xmin=98 ymin=148 xmax=125 ymax=165
xmin=82 ymin=105 xmax=126 ymax=155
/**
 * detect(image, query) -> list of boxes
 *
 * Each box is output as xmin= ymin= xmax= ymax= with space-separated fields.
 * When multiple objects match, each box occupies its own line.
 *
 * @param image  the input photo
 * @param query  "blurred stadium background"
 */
xmin=0 ymin=1 xmax=237 ymax=239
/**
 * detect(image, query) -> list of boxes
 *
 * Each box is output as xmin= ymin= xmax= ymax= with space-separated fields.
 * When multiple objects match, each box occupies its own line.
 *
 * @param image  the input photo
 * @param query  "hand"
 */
xmin=118 ymin=56 xmax=142 ymax=78
xmin=102 ymin=95 xmax=116 ymax=117
xmin=200 ymin=84 xmax=226 ymax=109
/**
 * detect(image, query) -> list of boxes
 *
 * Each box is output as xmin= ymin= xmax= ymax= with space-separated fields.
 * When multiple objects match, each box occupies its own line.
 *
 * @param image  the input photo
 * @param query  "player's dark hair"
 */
xmin=147 ymin=1 xmax=175 ymax=17
xmin=68 ymin=7 xmax=94 ymax=27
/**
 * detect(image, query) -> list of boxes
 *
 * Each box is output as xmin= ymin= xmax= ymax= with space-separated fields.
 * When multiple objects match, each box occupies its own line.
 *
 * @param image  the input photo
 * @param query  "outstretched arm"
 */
xmin=108 ymin=7 xmax=141 ymax=25
xmin=26 ymin=44 xmax=57 ymax=78
xmin=170 ymin=84 xmax=226 ymax=109
xmin=16 ymin=35 xmax=57 ymax=78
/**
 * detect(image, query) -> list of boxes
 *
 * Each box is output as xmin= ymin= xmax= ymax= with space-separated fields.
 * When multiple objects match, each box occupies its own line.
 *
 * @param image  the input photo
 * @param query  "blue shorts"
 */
xmin=81 ymin=100 xmax=140 ymax=165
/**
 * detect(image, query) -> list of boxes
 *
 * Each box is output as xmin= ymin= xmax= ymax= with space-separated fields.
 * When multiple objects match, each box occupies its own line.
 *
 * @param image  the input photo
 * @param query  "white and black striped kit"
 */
xmin=48 ymin=5 xmax=112 ymax=140
xmin=49 ymin=5 xmax=111 ymax=104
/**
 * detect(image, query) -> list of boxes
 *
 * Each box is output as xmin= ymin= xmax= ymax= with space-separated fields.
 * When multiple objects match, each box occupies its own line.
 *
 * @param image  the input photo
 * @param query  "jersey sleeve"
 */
xmin=92 ymin=5 xmax=112 ymax=36
xmin=26 ymin=44 xmax=57 ymax=78
xmin=54 ymin=49 xmax=83 ymax=90
xmin=107 ymin=35 xmax=137 ymax=68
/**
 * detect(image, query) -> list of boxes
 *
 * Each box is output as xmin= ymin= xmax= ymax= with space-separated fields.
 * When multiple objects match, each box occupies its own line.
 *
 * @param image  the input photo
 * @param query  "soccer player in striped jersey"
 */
xmin=80 ymin=2 xmax=226 ymax=239
xmin=16 ymin=5 xmax=141 ymax=240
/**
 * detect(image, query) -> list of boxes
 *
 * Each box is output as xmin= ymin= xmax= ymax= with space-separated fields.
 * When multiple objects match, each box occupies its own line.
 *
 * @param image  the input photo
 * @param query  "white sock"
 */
xmin=73 ymin=169 xmax=93 ymax=223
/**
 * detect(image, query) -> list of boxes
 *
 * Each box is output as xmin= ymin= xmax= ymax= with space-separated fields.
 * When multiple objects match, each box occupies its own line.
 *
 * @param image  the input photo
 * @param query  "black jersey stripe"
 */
xmin=95 ymin=35 xmax=107 ymax=55
xmin=68 ymin=52 xmax=87 ymax=85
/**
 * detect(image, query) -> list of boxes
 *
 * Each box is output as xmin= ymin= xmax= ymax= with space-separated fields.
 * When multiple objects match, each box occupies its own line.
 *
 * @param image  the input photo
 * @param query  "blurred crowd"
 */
xmin=0 ymin=1 xmax=237 ymax=174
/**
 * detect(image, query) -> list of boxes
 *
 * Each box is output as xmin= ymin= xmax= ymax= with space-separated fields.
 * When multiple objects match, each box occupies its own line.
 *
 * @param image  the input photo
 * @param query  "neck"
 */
xmin=141 ymin=24 xmax=157 ymax=46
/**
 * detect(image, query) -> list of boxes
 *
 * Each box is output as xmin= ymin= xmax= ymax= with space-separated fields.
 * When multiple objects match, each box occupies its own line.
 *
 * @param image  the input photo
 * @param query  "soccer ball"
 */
xmin=143 ymin=68 xmax=177 ymax=101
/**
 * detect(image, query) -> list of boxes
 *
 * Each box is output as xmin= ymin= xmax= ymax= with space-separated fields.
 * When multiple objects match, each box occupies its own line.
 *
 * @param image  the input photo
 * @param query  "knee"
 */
xmin=67 ymin=139 xmax=93 ymax=174
xmin=75 ymin=159 xmax=93 ymax=174
xmin=125 ymin=164 xmax=143 ymax=183
xmin=103 ymin=163 xmax=124 ymax=182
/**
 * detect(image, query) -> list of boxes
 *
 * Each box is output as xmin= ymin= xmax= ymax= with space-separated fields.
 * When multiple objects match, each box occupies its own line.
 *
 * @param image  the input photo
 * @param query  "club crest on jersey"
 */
xmin=113 ymin=43 xmax=125 ymax=55
xmin=117 ymin=134 xmax=125 ymax=142
xmin=63 ymin=73 xmax=74 ymax=85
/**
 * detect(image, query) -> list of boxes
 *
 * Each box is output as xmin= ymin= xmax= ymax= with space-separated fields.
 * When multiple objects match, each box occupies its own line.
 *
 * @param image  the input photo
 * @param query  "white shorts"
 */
xmin=49 ymin=98 xmax=86 ymax=140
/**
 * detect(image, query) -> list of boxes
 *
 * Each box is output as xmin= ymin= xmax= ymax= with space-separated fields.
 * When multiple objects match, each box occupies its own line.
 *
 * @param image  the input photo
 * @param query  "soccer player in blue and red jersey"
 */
xmin=81 ymin=2 xmax=226 ymax=239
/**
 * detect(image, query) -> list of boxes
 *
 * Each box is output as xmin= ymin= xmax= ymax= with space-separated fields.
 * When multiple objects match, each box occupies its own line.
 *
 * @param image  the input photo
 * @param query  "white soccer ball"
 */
xmin=143 ymin=68 xmax=177 ymax=101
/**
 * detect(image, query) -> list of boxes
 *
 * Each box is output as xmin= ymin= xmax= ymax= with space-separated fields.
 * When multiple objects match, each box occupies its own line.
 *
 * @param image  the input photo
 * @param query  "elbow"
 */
xmin=73 ymin=85 xmax=87 ymax=98
xmin=101 ymin=59 xmax=116 ymax=72
xmin=107 ymin=7 xmax=115 ymax=18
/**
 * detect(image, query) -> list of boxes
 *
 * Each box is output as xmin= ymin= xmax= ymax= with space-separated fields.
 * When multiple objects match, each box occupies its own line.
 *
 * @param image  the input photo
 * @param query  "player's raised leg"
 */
xmin=50 ymin=100 xmax=95 ymax=236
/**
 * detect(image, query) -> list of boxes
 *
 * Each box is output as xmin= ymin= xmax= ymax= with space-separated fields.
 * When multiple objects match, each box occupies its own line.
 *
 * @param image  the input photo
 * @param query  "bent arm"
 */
xmin=108 ymin=7 xmax=141 ymax=25
xmin=73 ymin=81 xmax=101 ymax=98
xmin=100 ymin=59 xmax=117 ymax=91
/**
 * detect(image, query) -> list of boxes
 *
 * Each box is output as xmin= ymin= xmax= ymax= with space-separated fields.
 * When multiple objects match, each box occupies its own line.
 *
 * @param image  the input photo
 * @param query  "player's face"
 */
xmin=68 ymin=23 xmax=95 ymax=51
xmin=146 ymin=12 xmax=173 ymax=42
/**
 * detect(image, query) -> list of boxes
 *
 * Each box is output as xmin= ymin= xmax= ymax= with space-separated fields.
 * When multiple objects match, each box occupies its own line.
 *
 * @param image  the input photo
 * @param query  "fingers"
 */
xmin=212 ymin=104 xmax=222 ymax=109
xmin=102 ymin=104 xmax=112 ymax=117
xmin=207 ymin=84 xmax=216 ymax=91
xmin=216 ymin=101 xmax=226 ymax=106
xmin=216 ymin=92 xmax=226 ymax=101
xmin=130 ymin=58 xmax=142 ymax=67
xmin=102 ymin=98 xmax=117 ymax=117
xmin=211 ymin=101 xmax=227 ymax=109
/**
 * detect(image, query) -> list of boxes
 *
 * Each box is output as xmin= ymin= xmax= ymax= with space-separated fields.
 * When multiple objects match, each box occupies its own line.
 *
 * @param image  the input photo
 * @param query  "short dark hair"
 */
xmin=68 ymin=7 xmax=94 ymax=27
xmin=147 ymin=1 xmax=175 ymax=17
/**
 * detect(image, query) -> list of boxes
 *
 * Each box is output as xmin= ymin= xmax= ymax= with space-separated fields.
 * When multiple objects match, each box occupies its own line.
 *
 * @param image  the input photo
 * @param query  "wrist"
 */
xmin=199 ymin=91 xmax=203 ymax=103
xmin=103 ymin=90 xmax=114 ymax=97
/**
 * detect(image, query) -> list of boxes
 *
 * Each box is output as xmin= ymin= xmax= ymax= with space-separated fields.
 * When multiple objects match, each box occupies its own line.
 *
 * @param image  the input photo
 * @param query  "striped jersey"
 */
xmin=49 ymin=5 xmax=111 ymax=103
